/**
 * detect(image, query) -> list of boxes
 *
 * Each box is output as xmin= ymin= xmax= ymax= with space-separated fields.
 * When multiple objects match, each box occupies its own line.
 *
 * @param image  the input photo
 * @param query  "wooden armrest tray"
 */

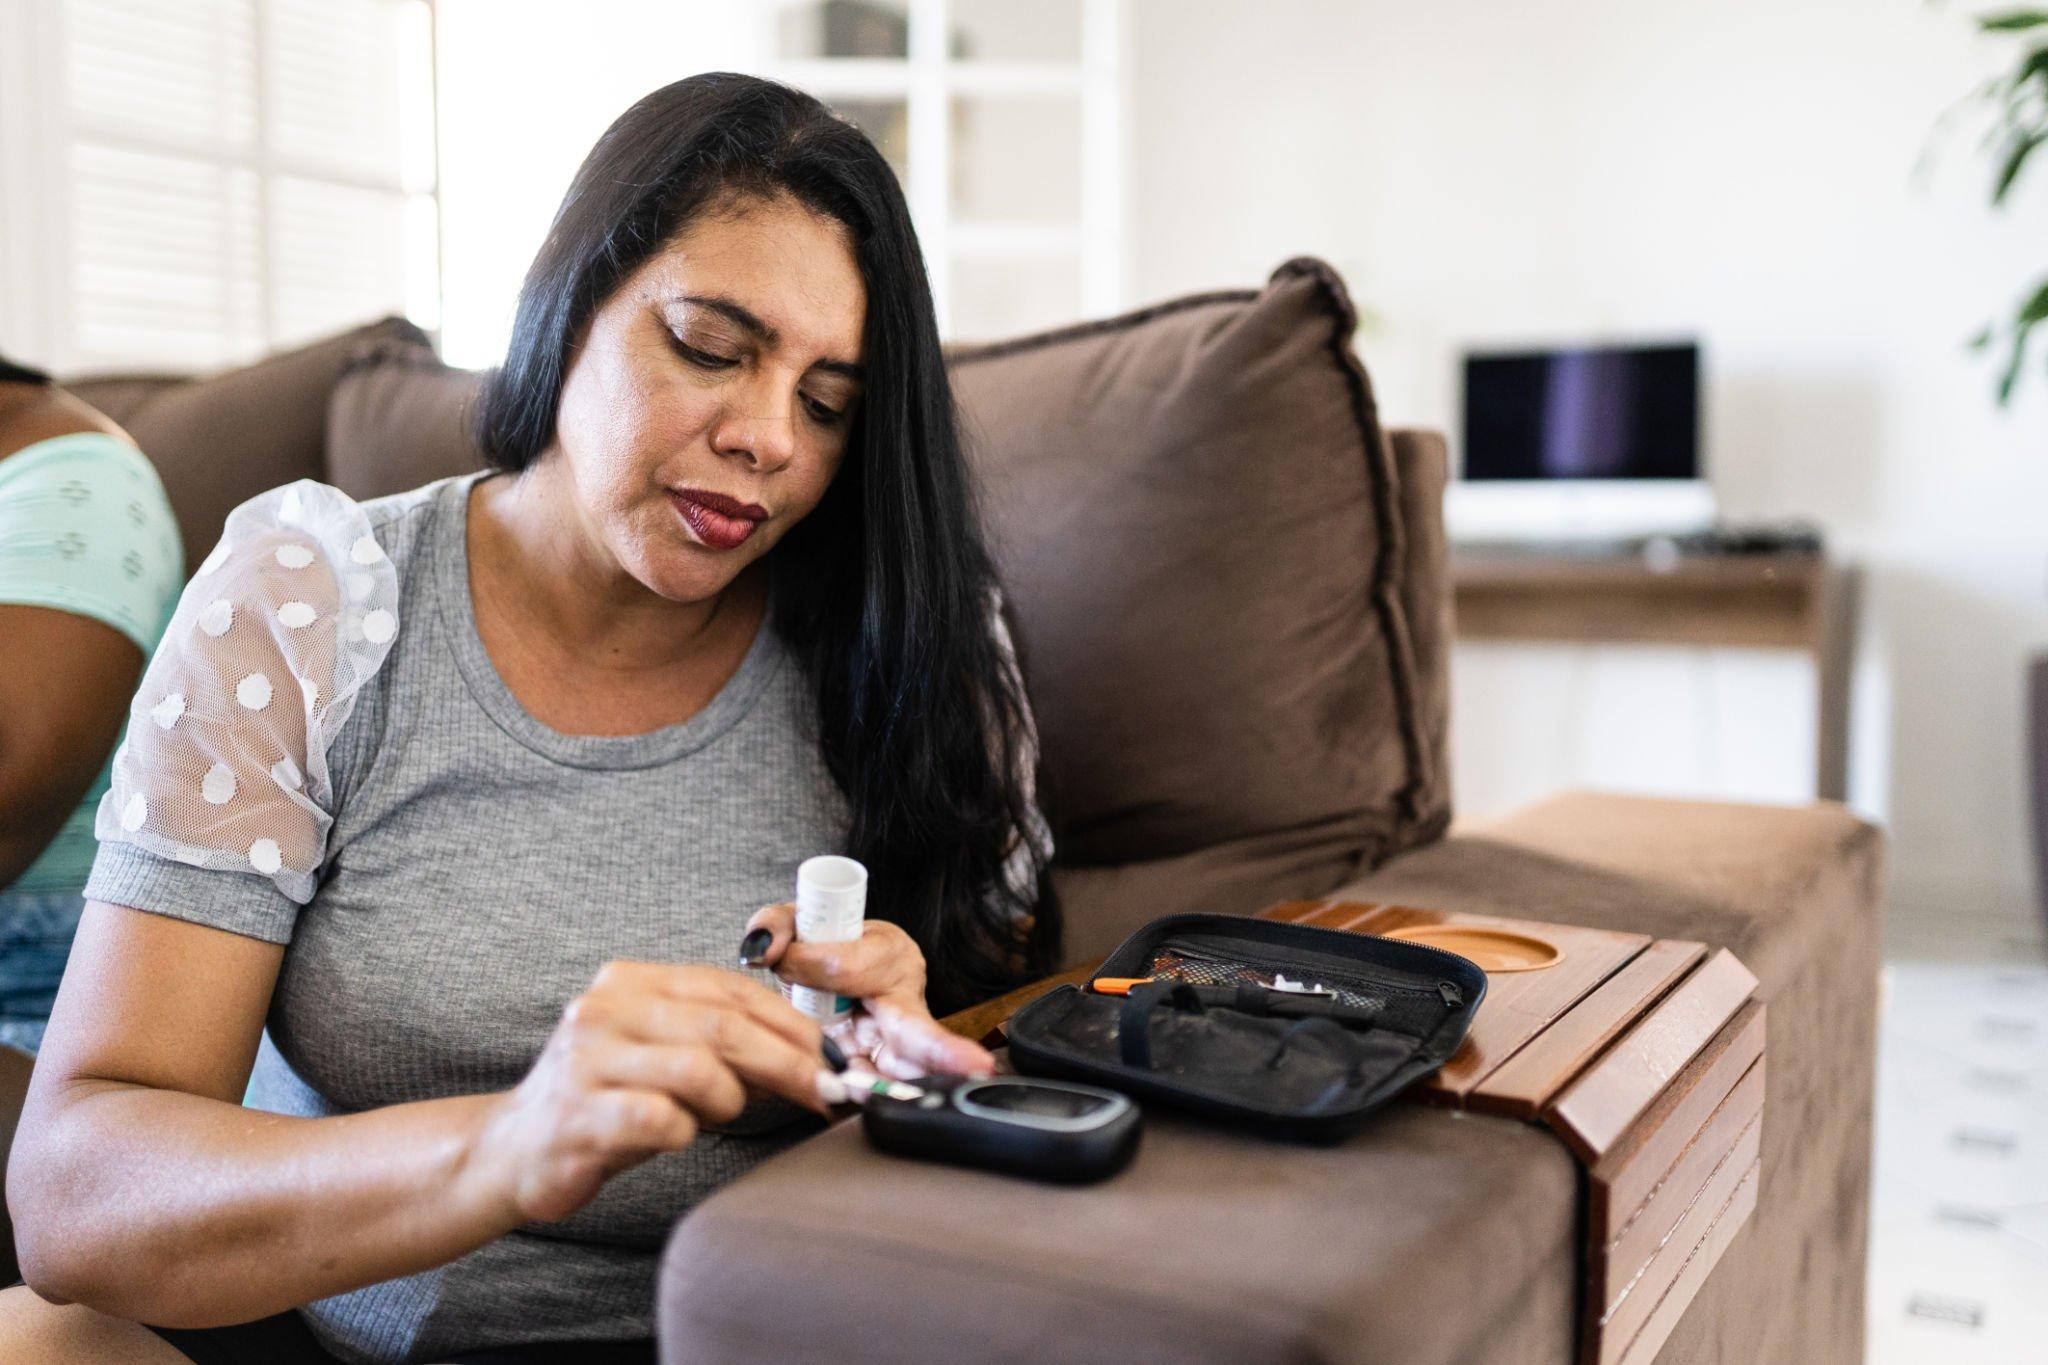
xmin=947 ymin=898 xmax=1764 ymax=1365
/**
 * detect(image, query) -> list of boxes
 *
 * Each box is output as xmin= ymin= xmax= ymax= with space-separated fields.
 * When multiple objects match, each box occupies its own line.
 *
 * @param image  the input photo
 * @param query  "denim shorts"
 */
xmin=0 ymin=886 xmax=85 ymax=1055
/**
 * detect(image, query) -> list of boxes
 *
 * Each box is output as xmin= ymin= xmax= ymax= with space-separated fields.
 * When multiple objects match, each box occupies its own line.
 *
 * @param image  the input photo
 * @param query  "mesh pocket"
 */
xmin=1142 ymin=944 xmax=1390 ymax=1012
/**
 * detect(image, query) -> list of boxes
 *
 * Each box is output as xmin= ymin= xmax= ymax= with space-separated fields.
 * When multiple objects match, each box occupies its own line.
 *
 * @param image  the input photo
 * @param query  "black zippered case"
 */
xmin=1005 ymin=913 xmax=1488 ymax=1141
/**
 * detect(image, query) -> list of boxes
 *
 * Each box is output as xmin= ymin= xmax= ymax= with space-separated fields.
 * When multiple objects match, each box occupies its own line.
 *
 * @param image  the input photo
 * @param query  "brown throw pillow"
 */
xmin=323 ymin=340 xmax=484 ymax=503
xmin=949 ymin=256 xmax=1446 ymax=876
xmin=63 ymin=317 xmax=433 ymax=571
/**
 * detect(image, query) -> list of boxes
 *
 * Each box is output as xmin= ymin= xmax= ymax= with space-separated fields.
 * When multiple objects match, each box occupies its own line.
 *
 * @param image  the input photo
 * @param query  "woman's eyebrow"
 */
xmin=678 ymin=294 xmax=865 ymax=382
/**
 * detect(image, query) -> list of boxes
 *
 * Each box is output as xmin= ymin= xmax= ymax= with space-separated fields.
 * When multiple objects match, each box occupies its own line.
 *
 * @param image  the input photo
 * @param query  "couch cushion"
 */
xmin=324 ymin=339 xmax=486 ymax=502
xmin=63 ymin=318 xmax=432 ymax=571
xmin=662 ymin=794 xmax=1881 ymax=1365
xmin=661 ymin=1103 xmax=1575 ymax=1365
xmin=949 ymin=258 xmax=1446 ymax=887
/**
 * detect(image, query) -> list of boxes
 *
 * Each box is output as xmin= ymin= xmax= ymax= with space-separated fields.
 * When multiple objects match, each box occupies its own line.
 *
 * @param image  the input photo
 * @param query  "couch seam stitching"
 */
xmin=947 ymin=287 xmax=1261 ymax=364
xmin=1285 ymin=257 xmax=1436 ymax=848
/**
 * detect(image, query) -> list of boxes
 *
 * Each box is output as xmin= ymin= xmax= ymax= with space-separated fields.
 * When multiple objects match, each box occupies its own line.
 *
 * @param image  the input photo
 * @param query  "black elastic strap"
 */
xmin=1117 ymin=981 xmax=1206 ymax=1069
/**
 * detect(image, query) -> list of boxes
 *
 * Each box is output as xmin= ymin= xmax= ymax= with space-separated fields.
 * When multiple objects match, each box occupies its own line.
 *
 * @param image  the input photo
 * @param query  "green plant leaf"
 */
xmin=1998 ymin=336 xmax=2026 ymax=405
xmin=1979 ymin=10 xmax=2048 ymax=31
xmin=1994 ymin=279 xmax=2048 ymax=405
xmin=1993 ymin=129 xmax=2047 ymax=202
xmin=2019 ymin=275 xmax=2048 ymax=323
xmin=1968 ymin=324 xmax=1996 ymax=350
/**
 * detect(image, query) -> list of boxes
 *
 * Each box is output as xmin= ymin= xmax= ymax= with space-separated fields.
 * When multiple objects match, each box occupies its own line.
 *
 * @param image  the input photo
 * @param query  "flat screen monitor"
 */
xmin=1462 ymin=342 xmax=1699 ymax=483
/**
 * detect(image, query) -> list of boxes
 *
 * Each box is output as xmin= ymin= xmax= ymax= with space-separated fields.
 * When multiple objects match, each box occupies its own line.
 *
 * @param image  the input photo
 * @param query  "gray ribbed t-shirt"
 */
xmin=86 ymin=472 xmax=855 ymax=1363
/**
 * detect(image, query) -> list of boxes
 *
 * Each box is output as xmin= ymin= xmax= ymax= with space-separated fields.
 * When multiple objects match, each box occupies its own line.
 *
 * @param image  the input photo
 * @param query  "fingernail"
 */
xmin=820 ymin=1035 xmax=849 ymax=1073
xmin=815 ymin=1071 xmax=849 ymax=1107
xmin=737 ymin=927 xmax=773 ymax=968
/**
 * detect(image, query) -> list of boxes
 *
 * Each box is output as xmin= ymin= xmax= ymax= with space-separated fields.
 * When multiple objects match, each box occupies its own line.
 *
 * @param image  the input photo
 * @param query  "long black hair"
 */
xmin=473 ymin=73 xmax=1057 ymax=1011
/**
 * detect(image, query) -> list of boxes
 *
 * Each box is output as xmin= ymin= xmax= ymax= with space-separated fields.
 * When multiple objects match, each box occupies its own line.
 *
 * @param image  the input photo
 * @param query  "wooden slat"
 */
xmin=1341 ymin=905 xmax=1651 ymax=1102
xmin=1547 ymin=951 xmax=1759 ymax=1162
xmin=1609 ymin=1158 xmax=1762 ymax=1365
xmin=1471 ymin=938 xmax=1707 ymax=1118
xmin=1592 ymin=1057 xmax=1764 ymax=1315
xmin=1586 ymin=1001 xmax=1767 ymax=1229
xmin=939 ymin=963 xmax=1095 ymax=1048
xmin=1259 ymin=897 xmax=1388 ymax=932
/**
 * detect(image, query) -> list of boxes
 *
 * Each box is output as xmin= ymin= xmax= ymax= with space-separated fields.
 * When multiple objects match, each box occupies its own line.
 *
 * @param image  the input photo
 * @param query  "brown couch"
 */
xmin=31 ymin=258 xmax=1880 ymax=1363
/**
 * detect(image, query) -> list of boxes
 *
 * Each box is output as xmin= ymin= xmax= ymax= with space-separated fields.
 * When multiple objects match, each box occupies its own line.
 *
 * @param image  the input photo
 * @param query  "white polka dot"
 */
xmin=362 ymin=608 xmax=397 ymax=645
xmin=279 ymin=487 xmax=305 ymax=525
xmin=349 ymin=535 xmax=384 ymax=566
xmin=201 ymin=762 xmax=237 ymax=805
xmin=299 ymin=676 xmax=319 ymax=710
xmin=236 ymin=672 xmax=273 ymax=711
xmin=278 ymin=600 xmax=317 ymax=629
xmin=346 ymin=572 xmax=375 ymax=603
xmin=270 ymin=757 xmax=303 ymax=792
xmin=150 ymin=693 xmax=185 ymax=730
xmin=120 ymin=793 xmax=148 ymax=832
xmin=198 ymin=542 xmax=231 ymax=576
xmin=249 ymin=839 xmax=282 ymax=875
xmin=198 ymin=598 xmax=234 ymax=637
xmin=275 ymin=544 xmax=315 ymax=569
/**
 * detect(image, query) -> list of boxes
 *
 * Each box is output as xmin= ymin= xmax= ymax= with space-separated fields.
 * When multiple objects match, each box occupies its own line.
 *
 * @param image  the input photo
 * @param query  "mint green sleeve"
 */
xmin=0 ymin=433 xmax=185 ymax=653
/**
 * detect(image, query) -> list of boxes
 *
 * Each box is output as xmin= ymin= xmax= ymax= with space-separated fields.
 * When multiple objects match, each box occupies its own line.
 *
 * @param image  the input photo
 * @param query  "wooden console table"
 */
xmin=1452 ymin=551 xmax=1858 ymax=800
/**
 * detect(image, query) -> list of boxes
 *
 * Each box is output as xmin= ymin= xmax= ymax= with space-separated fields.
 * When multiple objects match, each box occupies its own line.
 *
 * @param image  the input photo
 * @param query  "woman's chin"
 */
xmin=632 ymin=546 xmax=755 ymax=607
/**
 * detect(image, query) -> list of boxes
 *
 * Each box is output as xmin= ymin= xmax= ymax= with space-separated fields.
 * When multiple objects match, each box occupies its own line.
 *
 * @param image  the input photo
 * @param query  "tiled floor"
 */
xmin=1866 ymin=936 xmax=2048 ymax=1362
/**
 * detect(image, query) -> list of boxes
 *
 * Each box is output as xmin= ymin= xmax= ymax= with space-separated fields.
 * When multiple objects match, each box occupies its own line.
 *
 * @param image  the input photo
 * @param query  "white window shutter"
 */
xmin=47 ymin=0 xmax=433 ymax=371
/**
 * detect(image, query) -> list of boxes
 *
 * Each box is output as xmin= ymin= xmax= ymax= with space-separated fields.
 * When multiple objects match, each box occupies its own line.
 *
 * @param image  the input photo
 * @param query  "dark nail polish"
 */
xmin=820 ymin=1035 xmax=849 ymax=1073
xmin=737 ymin=926 xmax=773 ymax=968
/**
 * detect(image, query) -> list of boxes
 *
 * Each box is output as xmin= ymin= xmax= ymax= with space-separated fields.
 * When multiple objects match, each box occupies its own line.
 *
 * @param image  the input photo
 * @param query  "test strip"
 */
xmin=839 ymin=1073 xmax=925 ymax=1104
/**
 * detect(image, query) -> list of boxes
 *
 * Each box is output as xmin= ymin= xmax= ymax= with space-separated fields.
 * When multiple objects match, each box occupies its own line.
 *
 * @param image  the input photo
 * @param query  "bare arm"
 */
xmin=0 ymin=384 xmax=147 ymax=887
xmin=6 ymin=902 xmax=523 ymax=1327
xmin=8 ymin=900 xmax=841 ymax=1329
xmin=0 ymin=612 xmax=143 ymax=887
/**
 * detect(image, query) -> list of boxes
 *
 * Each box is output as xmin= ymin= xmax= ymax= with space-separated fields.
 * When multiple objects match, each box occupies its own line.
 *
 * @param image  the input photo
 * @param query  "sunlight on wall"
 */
xmin=433 ymin=1 xmax=751 ymax=368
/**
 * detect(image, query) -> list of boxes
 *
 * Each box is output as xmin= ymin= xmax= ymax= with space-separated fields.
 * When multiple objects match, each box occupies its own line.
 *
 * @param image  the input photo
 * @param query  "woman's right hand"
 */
xmin=469 ymin=961 xmax=836 ymax=1224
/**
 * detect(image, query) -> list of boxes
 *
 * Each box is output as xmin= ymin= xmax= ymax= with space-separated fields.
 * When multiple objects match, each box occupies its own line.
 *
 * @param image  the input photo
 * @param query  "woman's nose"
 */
xmin=709 ymin=393 xmax=800 ymax=472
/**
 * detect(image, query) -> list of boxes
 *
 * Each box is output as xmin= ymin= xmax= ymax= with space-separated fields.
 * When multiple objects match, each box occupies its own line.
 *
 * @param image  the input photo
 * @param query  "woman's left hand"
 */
xmin=743 ymin=903 xmax=996 ymax=1081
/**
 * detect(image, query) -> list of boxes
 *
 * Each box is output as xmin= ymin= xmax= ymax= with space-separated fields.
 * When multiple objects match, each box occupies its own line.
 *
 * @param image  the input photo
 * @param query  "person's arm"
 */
xmin=0 ymin=380 xmax=157 ymax=887
xmin=0 ymin=610 xmax=142 ymax=886
xmin=6 ymin=901 xmax=520 ymax=1325
xmin=9 ymin=898 xmax=839 ymax=1328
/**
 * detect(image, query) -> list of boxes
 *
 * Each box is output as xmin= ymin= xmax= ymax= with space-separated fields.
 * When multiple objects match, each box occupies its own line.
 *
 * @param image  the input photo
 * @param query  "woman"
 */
xmin=0 ymin=357 xmax=183 ymax=1053
xmin=0 ymin=73 xmax=1057 ymax=1364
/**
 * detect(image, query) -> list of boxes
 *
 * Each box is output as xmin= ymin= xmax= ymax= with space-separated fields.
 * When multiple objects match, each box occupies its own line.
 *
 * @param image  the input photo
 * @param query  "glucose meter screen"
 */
xmin=971 ymin=1083 xmax=1108 ymax=1120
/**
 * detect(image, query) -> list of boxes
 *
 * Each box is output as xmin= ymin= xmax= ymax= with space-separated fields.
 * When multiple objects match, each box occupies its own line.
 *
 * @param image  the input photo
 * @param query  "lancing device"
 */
xmin=785 ymin=855 xmax=867 ymax=1025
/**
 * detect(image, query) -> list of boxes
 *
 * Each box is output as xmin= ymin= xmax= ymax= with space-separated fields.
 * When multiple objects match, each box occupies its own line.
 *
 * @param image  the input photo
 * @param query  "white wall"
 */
xmin=433 ymin=1 xmax=754 ymax=367
xmin=1127 ymin=0 xmax=2048 ymax=929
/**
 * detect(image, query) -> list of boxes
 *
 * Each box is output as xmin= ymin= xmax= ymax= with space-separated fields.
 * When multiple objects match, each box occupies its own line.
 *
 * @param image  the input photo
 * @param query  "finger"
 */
xmin=592 ymin=1042 xmax=749 ymax=1128
xmin=865 ymin=1040 xmax=925 ymax=1082
xmin=867 ymin=997 xmax=998 ymax=1078
xmin=776 ymin=926 xmax=917 ymax=1001
xmin=571 ymin=1086 xmax=699 ymax=1156
xmin=613 ymin=993 xmax=834 ymax=1114
xmin=741 ymin=902 xmax=797 ymax=966
xmin=838 ymin=1013 xmax=888 ymax=1068
xmin=656 ymin=966 xmax=822 ymax=1058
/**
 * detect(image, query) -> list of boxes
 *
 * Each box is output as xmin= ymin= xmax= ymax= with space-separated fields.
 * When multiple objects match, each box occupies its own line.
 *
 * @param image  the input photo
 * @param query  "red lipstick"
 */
xmin=668 ymin=488 xmax=767 ymax=551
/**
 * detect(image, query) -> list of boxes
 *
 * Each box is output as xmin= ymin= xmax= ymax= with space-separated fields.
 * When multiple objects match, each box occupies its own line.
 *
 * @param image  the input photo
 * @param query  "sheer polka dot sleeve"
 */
xmin=91 ymin=481 xmax=399 ymax=911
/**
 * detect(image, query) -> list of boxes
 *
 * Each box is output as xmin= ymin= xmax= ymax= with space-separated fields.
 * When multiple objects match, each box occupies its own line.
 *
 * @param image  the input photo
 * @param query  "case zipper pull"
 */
xmin=1437 ymin=981 xmax=1464 ymax=1009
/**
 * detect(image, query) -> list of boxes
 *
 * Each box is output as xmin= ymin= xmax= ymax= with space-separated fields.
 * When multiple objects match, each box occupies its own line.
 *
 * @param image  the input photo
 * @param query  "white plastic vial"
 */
xmin=785 ymin=855 xmax=867 ymax=1025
